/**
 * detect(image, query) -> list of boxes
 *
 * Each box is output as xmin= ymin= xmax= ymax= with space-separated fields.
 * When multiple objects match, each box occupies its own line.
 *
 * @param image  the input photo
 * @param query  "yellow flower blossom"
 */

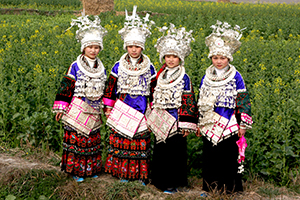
xmin=275 ymin=115 xmax=282 ymax=123
xmin=34 ymin=64 xmax=42 ymax=73
xmin=18 ymin=67 xmax=25 ymax=73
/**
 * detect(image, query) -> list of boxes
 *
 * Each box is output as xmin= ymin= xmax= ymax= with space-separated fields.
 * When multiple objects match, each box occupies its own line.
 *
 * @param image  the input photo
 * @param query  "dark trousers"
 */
xmin=202 ymin=135 xmax=243 ymax=194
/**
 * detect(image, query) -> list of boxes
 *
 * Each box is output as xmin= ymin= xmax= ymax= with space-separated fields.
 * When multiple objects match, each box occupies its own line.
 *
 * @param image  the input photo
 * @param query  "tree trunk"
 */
xmin=81 ymin=0 xmax=114 ymax=15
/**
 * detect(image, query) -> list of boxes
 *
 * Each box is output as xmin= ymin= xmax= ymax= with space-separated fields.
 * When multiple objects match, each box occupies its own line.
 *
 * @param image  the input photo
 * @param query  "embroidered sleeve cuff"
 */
xmin=178 ymin=122 xmax=197 ymax=131
xmin=52 ymin=101 xmax=69 ymax=112
xmin=103 ymin=97 xmax=116 ymax=107
xmin=241 ymin=113 xmax=253 ymax=129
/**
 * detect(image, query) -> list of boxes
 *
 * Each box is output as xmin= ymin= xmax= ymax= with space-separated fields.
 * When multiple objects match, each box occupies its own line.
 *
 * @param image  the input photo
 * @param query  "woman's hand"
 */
xmin=182 ymin=130 xmax=189 ymax=137
xmin=55 ymin=112 xmax=63 ymax=122
xmin=105 ymin=108 xmax=112 ymax=118
xmin=195 ymin=127 xmax=202 ymax=137
xmin=238 ymin=126 xmax=246 ymax=138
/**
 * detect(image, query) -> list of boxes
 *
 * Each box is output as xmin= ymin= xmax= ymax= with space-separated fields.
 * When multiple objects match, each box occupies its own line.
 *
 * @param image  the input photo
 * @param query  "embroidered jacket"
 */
xmin=102 ymin=53 xmax=157 ymax=114
xmin=53 ymin=54 xmax=107 ymax=112
xmin=197 ymin=64 xmax=252 ymax=145
xmin=151 ymin=64 xmax=198 ymax=138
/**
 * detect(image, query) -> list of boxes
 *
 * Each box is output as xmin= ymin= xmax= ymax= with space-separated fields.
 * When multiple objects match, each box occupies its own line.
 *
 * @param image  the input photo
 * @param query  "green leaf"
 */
xmin=5 ymin=195 xmax=16 ymax=200
xmin=12 ymin=113 xmax=21 ymax=120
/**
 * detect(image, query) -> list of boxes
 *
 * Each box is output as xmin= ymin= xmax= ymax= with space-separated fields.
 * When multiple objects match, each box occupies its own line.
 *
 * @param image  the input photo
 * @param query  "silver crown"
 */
xmin=119 ymin=5 xmax=155 ymax=50
xmin=155 ymin=23 xmax=194 ymax=65
xmin=67 ymin=13 xmax=107 ymax=52
xmin=205 ymin=20 xmax=246 ymax=61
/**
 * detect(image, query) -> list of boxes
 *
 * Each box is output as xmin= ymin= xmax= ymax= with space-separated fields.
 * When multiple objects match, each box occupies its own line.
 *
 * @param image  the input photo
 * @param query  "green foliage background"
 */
xmin=0 ymin=0 xmax=300 ymax=186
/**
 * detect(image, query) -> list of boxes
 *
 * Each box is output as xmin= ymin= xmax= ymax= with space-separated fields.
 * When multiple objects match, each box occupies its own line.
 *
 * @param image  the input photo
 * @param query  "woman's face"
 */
xmin=211 ymin=55 xmax=230 ymax=70
xmin=127 ymin=45 xmax=142 ymax=58
xmin=165 ymin=55 xmax=181 ymax=68
xmin=84 ymin=45 xmax=100 ymax=59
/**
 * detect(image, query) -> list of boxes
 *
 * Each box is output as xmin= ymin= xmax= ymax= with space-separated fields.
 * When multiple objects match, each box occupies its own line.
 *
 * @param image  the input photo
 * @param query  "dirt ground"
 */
xmin=1 ymin=149 xmax=300 ymax=200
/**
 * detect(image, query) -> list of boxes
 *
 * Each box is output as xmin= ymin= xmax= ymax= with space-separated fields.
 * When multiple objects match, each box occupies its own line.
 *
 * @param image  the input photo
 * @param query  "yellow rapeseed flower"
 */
xmin=34 ymin=64 xmax=42 ymax=73
xmin=18 ymin=67 xmax=25 ymax=73
xmin=275 ymin=115 xmax=282 ymax=122
xmin=275 ymin=77 xmax=283 ymax=86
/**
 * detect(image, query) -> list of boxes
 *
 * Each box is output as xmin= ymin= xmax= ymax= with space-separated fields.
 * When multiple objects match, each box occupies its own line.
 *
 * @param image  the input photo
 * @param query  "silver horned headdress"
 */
xmin=119 ymin=5 xmax=155 ymax=50
xmin=67 ymin=14 xmax=107 ymax=52
xmin=205 ymin=20 xmax=246 ymax=61
xmin=155 ymin=23 xmax=194 ymax=65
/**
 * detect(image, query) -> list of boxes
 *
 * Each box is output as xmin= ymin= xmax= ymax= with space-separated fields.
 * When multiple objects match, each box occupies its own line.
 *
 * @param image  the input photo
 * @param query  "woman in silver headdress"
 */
xmin=197 ymin=21 xmax=252 ymax=196
xmin=52 ymin=15 xmax=107 ymax=182
xmin=103 ymin=6 xmax=156 ymax=184
xmin=149 ymin=24 xmax=198 ymax=194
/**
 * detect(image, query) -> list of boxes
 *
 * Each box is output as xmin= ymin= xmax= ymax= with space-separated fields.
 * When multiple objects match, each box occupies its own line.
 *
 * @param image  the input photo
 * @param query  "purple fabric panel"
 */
xmin=214 ymin=107 xmax=235 ymax=120
xmin=68 ymin=62 xmax=79 ymax=81
xmin=150 ymin=64 xmax=156 ymax=76
xmin=111 ymin=62 xmax=119 ymax=75
xmin=111 ymin=63 xmax=119 ymax=98
xmin=235 ymin=71 xmax=246 ymax=90
xmin=199 ymin=75 xmax=205 ymax=89
xmin=123 ymin=95 xmax=148 ymax=114
xmin=167 ymin=108 xmax=179 ymax=120
xmin=183 ymin=74 xmax=191 ymax=91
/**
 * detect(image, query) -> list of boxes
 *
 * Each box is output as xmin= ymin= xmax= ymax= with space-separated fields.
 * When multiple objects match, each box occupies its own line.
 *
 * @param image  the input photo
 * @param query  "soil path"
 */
xmin=1 ymin=151 xmax=300 ymax=199
xmin=0 ymin=153 xmax=60 ymax=171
